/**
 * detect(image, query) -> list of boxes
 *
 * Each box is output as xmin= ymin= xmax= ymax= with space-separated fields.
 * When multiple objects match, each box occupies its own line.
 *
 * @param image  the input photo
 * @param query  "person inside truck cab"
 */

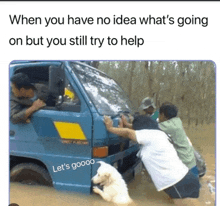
xmin=10 ymin=73 xmax=47 ymax=124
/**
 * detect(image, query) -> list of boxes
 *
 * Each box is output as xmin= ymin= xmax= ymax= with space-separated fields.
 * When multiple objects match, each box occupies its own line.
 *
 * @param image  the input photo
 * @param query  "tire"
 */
xmin=198 ymin=166 xmax=206 ymax=178
xmin=199 ymin=172 xmax=206 ymax=178
xmin=10 ymin=163 xmax=52 ymax=186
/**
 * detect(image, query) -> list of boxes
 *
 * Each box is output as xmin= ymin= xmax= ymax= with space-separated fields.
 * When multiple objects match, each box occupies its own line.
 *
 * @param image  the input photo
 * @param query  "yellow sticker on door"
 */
xmin=54 ymin=122 xmax=87 ymax=140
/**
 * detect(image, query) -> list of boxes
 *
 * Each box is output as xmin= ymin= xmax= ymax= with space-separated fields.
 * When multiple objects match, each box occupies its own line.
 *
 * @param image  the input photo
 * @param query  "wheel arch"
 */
xmin=10 ymin=155 xmax=53 ymax=186
xmin=10 ymin=155 xmax=48 ymax=170
xmin=10 ymin=155 xmax=52 ymax=178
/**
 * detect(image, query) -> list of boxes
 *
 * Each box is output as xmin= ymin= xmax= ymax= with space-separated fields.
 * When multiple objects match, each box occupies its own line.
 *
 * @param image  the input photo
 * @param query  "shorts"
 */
xmin=190 ymin=166 xmax=199 ymax=178
xmin=164 ymin=170 xmax=200 ymax=199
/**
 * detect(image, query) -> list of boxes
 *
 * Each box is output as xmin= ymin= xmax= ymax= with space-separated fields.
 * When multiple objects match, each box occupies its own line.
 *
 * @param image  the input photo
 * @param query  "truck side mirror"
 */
xmin=49 ymin=64 xmax=65 ymax=98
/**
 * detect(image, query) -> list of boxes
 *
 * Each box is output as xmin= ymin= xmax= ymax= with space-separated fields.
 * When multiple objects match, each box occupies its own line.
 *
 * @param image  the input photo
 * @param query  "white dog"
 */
xmin=92 ymin=161 xmax=134 ymax=206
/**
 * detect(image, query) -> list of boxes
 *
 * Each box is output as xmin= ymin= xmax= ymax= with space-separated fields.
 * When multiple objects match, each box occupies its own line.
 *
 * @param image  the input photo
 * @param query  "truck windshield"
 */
xmin=70 ymin=62 xmax=136 ymax=116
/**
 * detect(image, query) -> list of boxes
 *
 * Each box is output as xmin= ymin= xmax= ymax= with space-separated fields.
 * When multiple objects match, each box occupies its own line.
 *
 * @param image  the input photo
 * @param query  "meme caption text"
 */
xmin=9 ymin=14 xmax=208 ymax=48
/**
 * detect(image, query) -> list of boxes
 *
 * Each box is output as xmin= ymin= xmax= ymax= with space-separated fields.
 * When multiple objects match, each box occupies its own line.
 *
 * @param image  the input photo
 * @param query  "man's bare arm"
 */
xmin=24 ymin=99 xmax=46 ymax=119
xmin=104 ymin=116 xmax=136 ymax=141
xmin=121 ymin=114 xmax=133 ymax=129
xmin=10 ymin=99 xmax=46 ymax=124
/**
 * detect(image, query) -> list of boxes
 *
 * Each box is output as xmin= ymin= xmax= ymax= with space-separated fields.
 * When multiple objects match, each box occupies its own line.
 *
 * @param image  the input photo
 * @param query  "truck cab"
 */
xmin=9 ymin=61 xmax=141 ymax=194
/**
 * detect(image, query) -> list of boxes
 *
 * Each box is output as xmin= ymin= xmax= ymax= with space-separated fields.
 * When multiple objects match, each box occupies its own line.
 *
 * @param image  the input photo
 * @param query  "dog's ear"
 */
xmin=97 ymin=161 xmax=105 ymax=165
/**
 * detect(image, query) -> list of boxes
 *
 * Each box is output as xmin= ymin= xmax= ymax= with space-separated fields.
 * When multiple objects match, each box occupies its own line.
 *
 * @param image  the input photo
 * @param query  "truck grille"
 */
xmin=108 ymin=141 xmax=129 ymax=155
xmin=118 ymin=151 xmax=139 ymax=174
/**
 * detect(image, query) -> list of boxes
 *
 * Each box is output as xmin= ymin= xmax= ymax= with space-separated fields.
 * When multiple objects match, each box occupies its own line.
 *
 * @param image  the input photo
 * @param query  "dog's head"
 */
xmin=92 ymin=161 xmax=121 ymax=186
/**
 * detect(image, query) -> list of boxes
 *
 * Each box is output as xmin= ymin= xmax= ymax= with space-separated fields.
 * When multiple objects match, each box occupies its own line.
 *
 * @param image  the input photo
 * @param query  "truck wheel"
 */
xmin=10 ymin=163 xmax=52 ymax=186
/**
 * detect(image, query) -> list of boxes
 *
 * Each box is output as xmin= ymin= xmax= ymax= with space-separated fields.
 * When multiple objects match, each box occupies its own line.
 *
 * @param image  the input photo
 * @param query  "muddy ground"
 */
xmin=10 ymin=123 xmax=215 ymax=206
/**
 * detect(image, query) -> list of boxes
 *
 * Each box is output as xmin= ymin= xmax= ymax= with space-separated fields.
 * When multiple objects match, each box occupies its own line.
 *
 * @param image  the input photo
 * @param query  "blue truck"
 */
xmin=9 ymin=61 xmax=142 ymax=194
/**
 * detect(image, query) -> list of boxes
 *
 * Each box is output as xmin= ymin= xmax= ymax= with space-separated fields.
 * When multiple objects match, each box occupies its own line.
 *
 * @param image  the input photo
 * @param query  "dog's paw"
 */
xmin=93 ymin=186 xmax=101 ymax=194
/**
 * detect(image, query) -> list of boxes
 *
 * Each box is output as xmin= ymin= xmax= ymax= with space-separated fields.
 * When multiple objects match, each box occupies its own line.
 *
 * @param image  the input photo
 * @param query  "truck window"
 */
xmin=70 ymin=62 xmax=136 ymax=116
xmin=12 ymin=64 xmax=80 ymax=112
xmin=63 ymin=78 xmax=80 ymax=105
xmin=56 ymin=76 xmax=81 ymax=112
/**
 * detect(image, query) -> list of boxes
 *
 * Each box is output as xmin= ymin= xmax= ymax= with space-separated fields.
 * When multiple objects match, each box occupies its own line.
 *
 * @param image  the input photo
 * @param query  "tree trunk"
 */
xmin=91 ymin=61 xmax=100 ymax=69
xmin=145 ymin=61 xmax=154 ymax=97
xmin=128 ymin=61 xmax=135 ymax=98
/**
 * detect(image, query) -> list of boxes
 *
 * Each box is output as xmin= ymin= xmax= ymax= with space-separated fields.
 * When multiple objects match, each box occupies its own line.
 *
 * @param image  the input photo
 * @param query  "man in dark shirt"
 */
xmin=10 ymin=73 xmax=46 ymax=124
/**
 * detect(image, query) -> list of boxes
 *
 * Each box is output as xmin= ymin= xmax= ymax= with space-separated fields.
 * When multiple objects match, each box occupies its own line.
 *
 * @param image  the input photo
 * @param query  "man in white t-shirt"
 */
xmin=104 ymin=115 xmax=201 ymax=206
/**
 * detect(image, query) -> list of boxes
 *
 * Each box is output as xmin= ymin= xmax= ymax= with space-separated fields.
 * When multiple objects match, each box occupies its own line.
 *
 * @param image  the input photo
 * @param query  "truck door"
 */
xmin=10 ymin=63 xmax=93 ymax=193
